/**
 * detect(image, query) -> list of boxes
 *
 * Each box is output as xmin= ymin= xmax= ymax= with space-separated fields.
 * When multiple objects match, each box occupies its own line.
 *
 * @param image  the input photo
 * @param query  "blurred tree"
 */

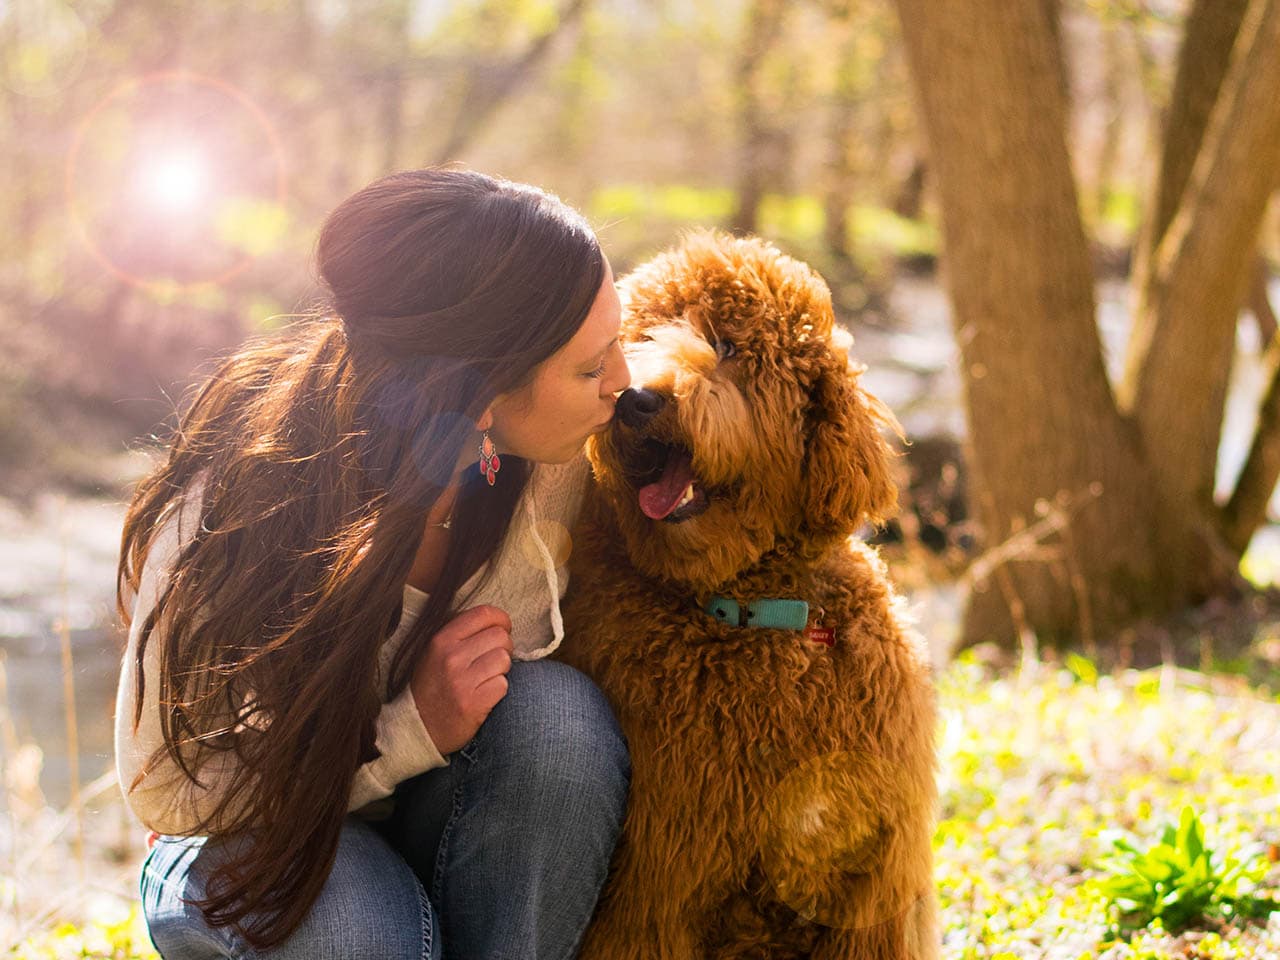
xmin=1089 ymin=14 xmax=1124 ymax=231
xmin=1247 ymin=256 xmax=1278 ymax=344
xmin=730 ymin=0 xmax=789 ymax=234
xmin=892 ymin=0 xmax=1280 ymax=651
xmin=377 ymin=0 xmax=412 ymax=172
xmin=820 ymin=4 xmax=899 ymax=277
xmin=821 ymin=18 xmax=862 ymax=272
xmin=433 ymin=0 xmax=590 ymax=163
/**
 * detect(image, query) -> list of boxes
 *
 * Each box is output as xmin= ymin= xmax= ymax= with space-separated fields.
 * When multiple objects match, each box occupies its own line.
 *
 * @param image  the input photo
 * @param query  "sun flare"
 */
xmin=140 ymin=151 xmax=210 ymax=214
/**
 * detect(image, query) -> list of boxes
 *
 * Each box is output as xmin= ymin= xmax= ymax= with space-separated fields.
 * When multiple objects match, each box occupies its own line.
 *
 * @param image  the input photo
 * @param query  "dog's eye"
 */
xmin=714 ymin=339 xmax=737 ymax=361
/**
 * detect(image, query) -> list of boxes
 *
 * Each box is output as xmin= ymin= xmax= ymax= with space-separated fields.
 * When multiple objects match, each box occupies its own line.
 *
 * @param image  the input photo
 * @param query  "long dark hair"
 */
xmin=116 ymin=166 xmax=604 ymax=949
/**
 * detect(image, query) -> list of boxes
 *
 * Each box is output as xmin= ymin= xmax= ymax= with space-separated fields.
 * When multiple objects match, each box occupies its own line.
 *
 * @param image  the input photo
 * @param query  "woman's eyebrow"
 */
xmin=584 ymin=336 xmax=618 ymax=365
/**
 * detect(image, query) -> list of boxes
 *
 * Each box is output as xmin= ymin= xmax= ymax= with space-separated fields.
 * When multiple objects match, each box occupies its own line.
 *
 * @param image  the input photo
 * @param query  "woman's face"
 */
xmin=487 ymin=255 xmax=631 ymax=465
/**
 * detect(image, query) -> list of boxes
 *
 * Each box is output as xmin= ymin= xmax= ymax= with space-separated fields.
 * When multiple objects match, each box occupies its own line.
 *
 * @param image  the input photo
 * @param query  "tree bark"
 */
xmin=1040 ymin=0 xmax=1070 ymax=111
xmin=1118 ymin=0 xmax=1280 ymax=597
xmin=892 ymin=0 xmax=1169 ymax=648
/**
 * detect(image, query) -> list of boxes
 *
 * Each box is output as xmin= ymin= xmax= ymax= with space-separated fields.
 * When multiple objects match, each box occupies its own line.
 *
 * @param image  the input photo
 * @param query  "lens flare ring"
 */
xmin=64 ymin=69 xmax=288 ymax=292
xmin=757 ymin=748 xmax=929 ymax=931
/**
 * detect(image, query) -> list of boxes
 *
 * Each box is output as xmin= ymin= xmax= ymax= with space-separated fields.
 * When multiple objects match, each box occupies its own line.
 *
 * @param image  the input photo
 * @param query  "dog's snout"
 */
xmin=616 ymin=388 xmax=666 ymax=429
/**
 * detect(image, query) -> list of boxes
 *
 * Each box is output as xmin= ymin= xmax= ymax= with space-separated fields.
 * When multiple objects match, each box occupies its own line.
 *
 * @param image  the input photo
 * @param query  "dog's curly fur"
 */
xmin=554 ymin=229 xmax=939 ymax=960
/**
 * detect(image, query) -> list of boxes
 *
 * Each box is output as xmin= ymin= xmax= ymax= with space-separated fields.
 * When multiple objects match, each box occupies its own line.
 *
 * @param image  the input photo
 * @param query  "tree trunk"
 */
xmin=1040 ymin=0 xmax=1070 ymax=111
xmin=893 ymin=0 xmax=1280 ymax=653
xmin=892 ymin=159 xmax=926 ymax=220
xmin=821 ymin=20 xmax=864 ymax=271
xmin=891 ymin=0 xmax=1176 ymax=650
xmin=730 ymin=0 xmax=787 ymax=235
xmin=1118 ymin=0 xmax=1280 ymax=597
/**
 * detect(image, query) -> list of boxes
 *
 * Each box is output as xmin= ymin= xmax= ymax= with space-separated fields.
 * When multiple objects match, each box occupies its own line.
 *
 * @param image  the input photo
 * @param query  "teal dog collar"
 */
xmin=702 ymin=596 xmax=810 ymax=631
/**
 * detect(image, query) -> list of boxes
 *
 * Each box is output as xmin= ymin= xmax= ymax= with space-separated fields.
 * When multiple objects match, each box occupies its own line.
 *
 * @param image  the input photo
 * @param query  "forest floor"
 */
xmin=7 ymin=595 xmax=1280 ymax=959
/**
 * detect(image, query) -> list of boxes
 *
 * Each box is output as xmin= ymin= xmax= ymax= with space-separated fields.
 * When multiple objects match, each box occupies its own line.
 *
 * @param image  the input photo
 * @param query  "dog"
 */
xmin=553 ymin=229 xmax=940 ymax=959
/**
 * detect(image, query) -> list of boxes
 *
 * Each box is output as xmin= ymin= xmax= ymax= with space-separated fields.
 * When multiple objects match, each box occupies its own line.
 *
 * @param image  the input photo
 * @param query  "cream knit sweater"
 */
xmin=113 ymin=449 xmax=592 ymax=836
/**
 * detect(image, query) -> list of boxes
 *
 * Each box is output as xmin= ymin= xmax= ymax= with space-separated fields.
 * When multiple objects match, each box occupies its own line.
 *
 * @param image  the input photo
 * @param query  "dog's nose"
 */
xmin=616 ymin=387 xmax=666 ymax=429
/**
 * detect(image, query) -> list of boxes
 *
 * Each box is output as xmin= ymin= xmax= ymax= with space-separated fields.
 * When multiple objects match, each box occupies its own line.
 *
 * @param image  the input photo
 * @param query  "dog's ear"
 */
xmin=801 ymin=348 xmax=902 ymax=538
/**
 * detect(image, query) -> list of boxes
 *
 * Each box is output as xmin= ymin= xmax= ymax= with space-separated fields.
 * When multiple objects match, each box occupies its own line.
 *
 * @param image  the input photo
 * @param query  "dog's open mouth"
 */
xmin=628 ymin=439 xmax=713 ymax=523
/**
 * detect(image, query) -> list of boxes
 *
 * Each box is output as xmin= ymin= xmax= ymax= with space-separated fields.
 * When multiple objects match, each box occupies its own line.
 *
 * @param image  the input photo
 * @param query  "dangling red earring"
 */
xmin=479 ymin=429 xmax=501 ymax=486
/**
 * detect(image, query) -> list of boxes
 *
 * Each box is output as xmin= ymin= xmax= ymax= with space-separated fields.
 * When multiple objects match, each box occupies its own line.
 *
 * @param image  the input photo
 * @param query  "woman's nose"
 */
xmin=616 ymin=387 xmax=666 ymax=429
xmin=612 ymin=350 xmax=633 ymax=395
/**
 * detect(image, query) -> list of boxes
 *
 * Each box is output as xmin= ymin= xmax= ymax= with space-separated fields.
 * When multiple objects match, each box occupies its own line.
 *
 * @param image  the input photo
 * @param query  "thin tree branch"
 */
xmin=1222 ymin=330 xmax=1280 ymax=551
xmin=1249 ymin=253 xmax=1278 ymax=343
xmin=434 ymin=0 xmax=590 ymax=163
xmin=1134 ymin=0 xmax=1250 ymax=285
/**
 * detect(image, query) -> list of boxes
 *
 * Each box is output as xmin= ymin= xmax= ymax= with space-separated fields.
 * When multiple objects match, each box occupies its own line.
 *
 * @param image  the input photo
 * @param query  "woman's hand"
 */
xmin=410 ymin=604 xmax=514 ymax=756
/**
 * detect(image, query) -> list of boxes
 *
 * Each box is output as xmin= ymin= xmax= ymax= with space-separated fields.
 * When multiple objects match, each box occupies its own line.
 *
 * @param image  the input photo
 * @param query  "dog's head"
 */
xmin=586 ymin=229 xmax=902 ymax=590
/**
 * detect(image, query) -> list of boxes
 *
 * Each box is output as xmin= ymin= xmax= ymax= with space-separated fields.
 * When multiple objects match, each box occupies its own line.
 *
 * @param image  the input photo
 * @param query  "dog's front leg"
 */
xmin=803 ymin=897 xmax=936 ymax=960
xmin=577 ymin=882 xmax=702 ymax=960
xmin=753 ymin=747 xmax=939 ymax=960
xmin=575 ymin=818 xmax=705 ymax=960
xmin=575 ymin=720 xmax=722 ymax=960
xmin=797 ymin=815 xmax=939 ymax=960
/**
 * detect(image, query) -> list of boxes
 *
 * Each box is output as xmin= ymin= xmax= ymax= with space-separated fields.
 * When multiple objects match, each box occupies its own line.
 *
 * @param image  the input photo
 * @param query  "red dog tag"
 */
xmin=805 ymin=625 xmax=835 ymax=646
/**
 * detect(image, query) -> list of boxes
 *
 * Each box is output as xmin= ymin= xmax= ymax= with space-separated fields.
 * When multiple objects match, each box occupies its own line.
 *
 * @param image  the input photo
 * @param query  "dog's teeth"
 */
xmin=676 ymin=483 xmax=695 ymax=508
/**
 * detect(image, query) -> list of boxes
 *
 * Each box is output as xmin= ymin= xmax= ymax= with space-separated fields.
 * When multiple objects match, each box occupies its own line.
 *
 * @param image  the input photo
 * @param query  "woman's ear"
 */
xmin=800 ymin=353 xmax=903 ymax=539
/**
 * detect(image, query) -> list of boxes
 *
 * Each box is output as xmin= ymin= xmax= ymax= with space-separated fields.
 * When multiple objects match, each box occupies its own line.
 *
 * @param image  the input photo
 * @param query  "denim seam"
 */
xmin=138 ymin=847 xmax=165 ymax=957
xmin=412 ymin=872 xmax=434 ymax=960
xmin=430 ymin=761 xmax=468 ymax=909
xmin=138 ymin=846 xmax=151 ymax=902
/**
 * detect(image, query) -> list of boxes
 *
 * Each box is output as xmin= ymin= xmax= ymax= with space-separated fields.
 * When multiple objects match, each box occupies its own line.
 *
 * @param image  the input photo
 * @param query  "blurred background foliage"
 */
xmin=3 ymin=0 xmax=1280 ymax=955
xmin=0 ymin=0 xmax=1231 ymax=498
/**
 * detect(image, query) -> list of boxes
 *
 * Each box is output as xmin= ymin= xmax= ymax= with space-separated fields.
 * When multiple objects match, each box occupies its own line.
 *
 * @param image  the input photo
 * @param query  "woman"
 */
xmin=115 ymin=166 xmax=634 ymax=959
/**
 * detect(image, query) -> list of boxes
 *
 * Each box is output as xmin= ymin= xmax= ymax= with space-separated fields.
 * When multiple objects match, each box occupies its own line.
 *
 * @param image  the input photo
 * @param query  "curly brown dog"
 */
xmin=553 ymin=229 xmax=939 ymax=960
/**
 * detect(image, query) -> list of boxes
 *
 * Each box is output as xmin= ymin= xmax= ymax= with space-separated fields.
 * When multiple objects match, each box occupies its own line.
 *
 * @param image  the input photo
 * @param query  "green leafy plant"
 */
xmin=1090 ymin=805 xmax=1278 ymax=936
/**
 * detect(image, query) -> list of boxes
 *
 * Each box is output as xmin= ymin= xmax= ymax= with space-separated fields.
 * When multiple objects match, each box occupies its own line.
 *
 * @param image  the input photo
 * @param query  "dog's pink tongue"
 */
xmin=638 ymin=450 xmax=695 ymax=519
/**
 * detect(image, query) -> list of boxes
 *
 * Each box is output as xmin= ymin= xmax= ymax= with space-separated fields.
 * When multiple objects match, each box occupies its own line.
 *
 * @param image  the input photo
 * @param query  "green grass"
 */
xmin=13 ymin=653 xmax=1280 ymax=958
xmin=586 ymin=182 xmax=939 ymax=268
xmin=933 ymin=653 xmax=1280 ymax=958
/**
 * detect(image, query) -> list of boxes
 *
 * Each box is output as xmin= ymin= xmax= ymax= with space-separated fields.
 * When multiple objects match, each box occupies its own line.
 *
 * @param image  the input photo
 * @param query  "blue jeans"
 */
xmin=139 ymin=659 xmax=631 ymax=959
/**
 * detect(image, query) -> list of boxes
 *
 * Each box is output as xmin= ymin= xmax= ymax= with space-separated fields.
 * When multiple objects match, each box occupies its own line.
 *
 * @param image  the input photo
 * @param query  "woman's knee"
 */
xmin=293 ymin=819 xmax=441 ymax=960
xmin=482 ymin=658 xmax=631 ymax=803
xmin=140 ymin=820 xmax=440 ymax=960
xmin=141 ymin=836 xmax=240 ymax=959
